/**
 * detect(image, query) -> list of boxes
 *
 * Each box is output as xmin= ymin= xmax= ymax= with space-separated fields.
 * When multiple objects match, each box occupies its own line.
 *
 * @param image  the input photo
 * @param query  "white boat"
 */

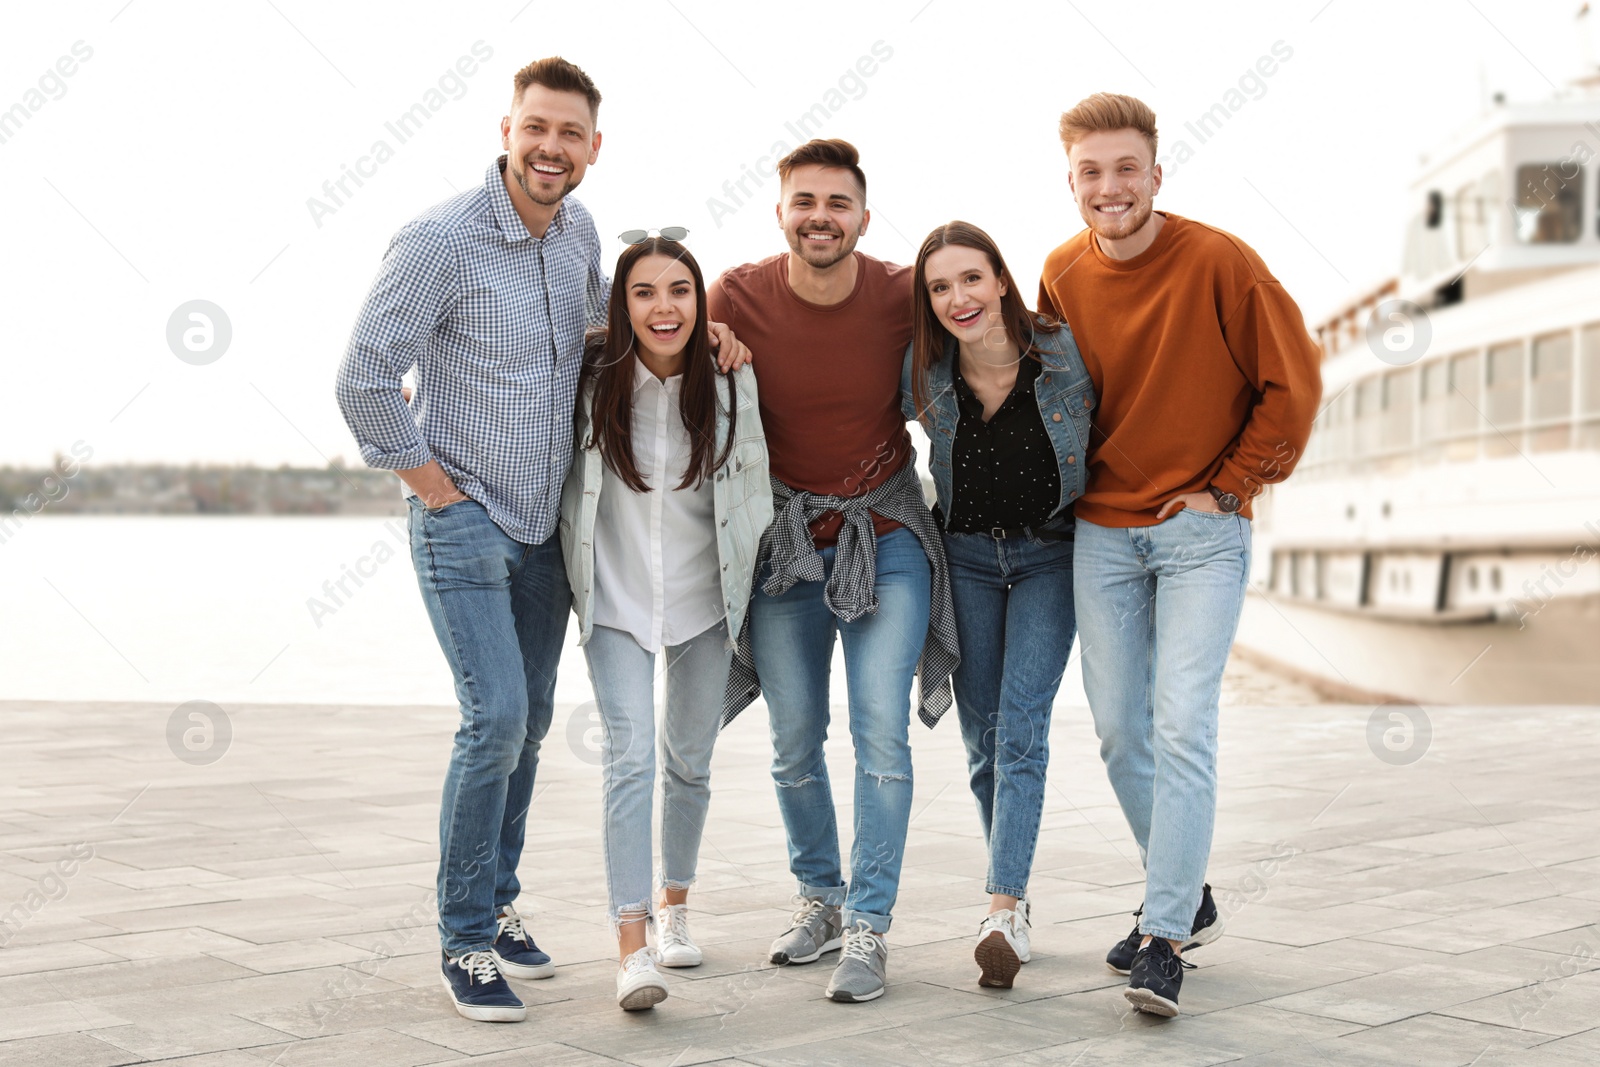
xmin=1236 ymin=18 xmax=1600 ymax=705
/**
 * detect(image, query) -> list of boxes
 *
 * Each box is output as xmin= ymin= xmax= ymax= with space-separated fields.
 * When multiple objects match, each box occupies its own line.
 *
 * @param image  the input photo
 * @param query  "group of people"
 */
xmin=335 ymin=56 xmax=1321 ymax=1023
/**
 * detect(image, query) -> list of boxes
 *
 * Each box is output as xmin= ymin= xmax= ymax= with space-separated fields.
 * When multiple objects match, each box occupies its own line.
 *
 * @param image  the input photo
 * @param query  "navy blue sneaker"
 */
xmin=1123 ymin=936 xmax=1194 ymax=1018
xmin=1106 ymin=885 xmax=1224 ymax=975
xmin=492 ymin=905 xmax=554 ymax=980
xmin=440 ymin=949 xmax=525 ymax=1022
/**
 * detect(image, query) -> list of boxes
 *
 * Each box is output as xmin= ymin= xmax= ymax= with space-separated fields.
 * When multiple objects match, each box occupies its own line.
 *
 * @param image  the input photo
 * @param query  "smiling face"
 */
xmin=777 ymin=164 xmax=868 ymax=270
xmin=1067 ymin=128 xmax=1162 ymax=246
xmin=626 ymin=254 xmax=697 ymax=362
xmin=501 ymin=84 xmax=601 ymax=207
xmin=923 ymin=244 xmax=1008 ymax=347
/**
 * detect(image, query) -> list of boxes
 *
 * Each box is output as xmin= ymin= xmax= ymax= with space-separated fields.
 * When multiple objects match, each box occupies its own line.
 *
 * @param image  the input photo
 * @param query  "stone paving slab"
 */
xmin=3 ymin=698 xmax=1598 ymax=1065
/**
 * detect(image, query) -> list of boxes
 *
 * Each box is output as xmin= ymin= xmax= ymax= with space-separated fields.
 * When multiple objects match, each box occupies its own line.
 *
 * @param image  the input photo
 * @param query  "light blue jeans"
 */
xmin=749 ymin=527 xmax=931 ymax=934
xmin=584 ymin=621 xmax=731 ymax=925
xmin=1072 ymin=509 xmax=1251 ymax=942
xmin=407 ymin=497 xmax=570 ymax=957
xmin=943 ymin=528 xmax=1076 ymax=898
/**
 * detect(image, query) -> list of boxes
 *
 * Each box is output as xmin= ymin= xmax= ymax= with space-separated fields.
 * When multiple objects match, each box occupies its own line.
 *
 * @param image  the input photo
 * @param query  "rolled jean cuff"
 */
xmin=608 ymin=898 xmax=654 ymax=938
xmin=658 ymin=872 xmax=696 ymax=893
xmin=443 ymin=940 xmax=494 ymax=957
xmin=986 ymin=882 xmax=1028 ymax=899
xmin=801 ymin=881 xmax=846 ymax=907
xmin=1139 ymin=921 xmax=1190 ymax=942
xmin=842 ymin=908 xmax=892 ymax=935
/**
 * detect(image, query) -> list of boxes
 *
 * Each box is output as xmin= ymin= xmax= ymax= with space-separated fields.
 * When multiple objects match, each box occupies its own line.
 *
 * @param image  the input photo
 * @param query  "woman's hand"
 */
xmin=708 ymin=321 xmax=752 ymax=373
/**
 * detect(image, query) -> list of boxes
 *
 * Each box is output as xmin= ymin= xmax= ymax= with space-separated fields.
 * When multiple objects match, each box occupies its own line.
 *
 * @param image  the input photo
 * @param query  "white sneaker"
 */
xmin=616 ymin=946 xmax=668 ymax=1011
xmin=974 ymin=899 xmax=1032 ymax=989
xmin=655 ymin=903 xmax=703 ymax=967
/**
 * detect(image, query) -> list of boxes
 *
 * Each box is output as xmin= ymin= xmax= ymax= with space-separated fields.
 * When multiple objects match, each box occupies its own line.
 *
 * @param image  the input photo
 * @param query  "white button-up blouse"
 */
xmin=590 ymin=361 xmax=724 ymax=652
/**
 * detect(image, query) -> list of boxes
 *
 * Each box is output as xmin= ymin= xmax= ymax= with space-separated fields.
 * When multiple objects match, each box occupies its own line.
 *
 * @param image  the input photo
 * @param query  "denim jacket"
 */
xmin=560 ymin=365 xmax=774 ymax=650
xmin=900 ymin=316 xmax=1095 ymax=527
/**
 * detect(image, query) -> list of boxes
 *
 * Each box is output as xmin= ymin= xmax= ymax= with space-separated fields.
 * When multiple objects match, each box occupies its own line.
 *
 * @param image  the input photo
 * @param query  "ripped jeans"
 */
xmin=584 ymin=621 xmax=731 ymax=929
xmin=749 ymin=526 xmax=931 ymax=934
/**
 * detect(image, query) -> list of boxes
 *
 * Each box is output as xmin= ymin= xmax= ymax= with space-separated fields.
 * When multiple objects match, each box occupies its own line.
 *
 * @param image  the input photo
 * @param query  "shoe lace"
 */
xmin=840 ymin=920 xmax=884 ymax=963
xmin=496 ymin=909 xmax=528 ymax=944
xmin=454 ymin=950 xmax=503 ymax=986
xmin=1141 ymin=938 xmax=1195 ymax=978
xmin=978 ymin=908 xmax=1025 ymax=935
xmin=787 ymin=893 xmax=830 ymax=930
xmin=621 ymin=945 xmax=661 ymax=977
xmin=659 ymin=904 xmax=691 ymax=945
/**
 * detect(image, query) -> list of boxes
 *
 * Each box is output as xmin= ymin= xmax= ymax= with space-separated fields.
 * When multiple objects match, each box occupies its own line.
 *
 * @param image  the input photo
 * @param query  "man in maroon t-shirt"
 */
xmin=710 ymin=139 xmax=956 ymax=1004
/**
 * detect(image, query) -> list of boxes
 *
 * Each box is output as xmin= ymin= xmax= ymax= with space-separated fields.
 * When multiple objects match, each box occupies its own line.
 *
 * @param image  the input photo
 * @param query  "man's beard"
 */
xmin=788 ymin=227 xmax=855 ymax=269
xmin=514 ymin=157 xmax=579 ymax=206
xmin=1083 ymin=197 xmax=1153 ymax=243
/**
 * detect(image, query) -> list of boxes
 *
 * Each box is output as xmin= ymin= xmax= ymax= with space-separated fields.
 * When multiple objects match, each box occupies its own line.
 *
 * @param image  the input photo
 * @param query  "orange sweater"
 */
xmin=1037 ymin=213 xmax=1322 ymax=526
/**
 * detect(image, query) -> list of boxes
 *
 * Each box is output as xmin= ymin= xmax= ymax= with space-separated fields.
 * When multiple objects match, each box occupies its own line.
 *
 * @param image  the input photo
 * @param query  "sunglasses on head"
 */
xmin=618 ymin=226 xmax=689 ymax=244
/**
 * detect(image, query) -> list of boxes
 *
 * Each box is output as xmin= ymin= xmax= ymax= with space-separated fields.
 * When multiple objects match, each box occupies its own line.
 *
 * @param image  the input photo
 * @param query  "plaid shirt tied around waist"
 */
xmin=723 ymin=457 xmax=959 ymax=730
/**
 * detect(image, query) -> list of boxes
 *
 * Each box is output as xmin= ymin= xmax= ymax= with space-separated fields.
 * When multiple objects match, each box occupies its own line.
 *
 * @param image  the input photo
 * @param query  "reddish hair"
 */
xmin=1057 ymin=92 xmax=1158 ymax=161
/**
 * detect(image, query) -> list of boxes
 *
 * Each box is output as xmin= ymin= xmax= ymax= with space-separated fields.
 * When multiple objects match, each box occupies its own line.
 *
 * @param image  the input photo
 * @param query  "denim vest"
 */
xmin=560 ymin=365 xmax=774 ymax=649
xmin=900 ymin=317 xmax=1095 ymax=527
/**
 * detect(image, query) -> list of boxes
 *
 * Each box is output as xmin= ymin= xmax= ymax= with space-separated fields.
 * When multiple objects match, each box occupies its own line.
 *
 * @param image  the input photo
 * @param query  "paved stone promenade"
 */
xmin=4 ymin=694 xmax=1598 ymax=1066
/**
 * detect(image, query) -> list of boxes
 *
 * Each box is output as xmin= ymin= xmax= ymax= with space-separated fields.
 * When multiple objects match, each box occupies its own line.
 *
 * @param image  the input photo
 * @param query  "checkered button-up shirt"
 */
xmin=336 ymin=155 xmax=609 ymax=544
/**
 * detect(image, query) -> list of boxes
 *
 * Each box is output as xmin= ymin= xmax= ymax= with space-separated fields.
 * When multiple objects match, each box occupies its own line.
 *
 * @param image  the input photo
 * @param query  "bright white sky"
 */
xmin=2 ymin=0 xmax=1591 ymax=466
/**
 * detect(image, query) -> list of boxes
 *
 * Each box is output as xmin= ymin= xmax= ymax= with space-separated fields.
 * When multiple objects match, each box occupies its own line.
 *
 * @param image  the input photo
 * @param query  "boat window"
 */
xmin=1485 ymin=341 xmax=1526 ymax=456
xmin=1382 ymin=368 xmax=1416 ymax=453
xmin=1447 ymin=351 xmax=1481 ymax=460
xmin=1530 ymin=331 xmax=1573 ymax=451
xmin=1454 ymin=180 xmax=1487 ymax=258
xmin=1581 ymin=322 xmax=1600 ymax=449
xmin=1356 ymin=377 xmax=1383 ymax=459
xmin=1514 ymin=162 xmax=1584 ymax=243
xmin=1420 ymin=361 xmax=1448 ymax=458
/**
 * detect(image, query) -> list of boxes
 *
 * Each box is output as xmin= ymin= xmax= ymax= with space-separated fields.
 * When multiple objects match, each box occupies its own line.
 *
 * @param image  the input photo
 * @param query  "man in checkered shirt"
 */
xmin=336 ymin=56 xmax=745 ymax=1023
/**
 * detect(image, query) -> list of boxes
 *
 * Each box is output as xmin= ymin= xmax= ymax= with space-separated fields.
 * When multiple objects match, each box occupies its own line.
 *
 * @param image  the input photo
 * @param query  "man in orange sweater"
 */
xmin=1038 ymin=93 xmax=1321 ymax=1018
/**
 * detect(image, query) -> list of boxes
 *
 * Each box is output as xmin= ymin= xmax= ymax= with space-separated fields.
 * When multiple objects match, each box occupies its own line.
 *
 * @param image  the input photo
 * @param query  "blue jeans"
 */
xmin=1072 ymin=509 xmax=1251 ymax=942
xmin=408 ymin=497 xmax=570 ymax=956
xmin=944 ymin=529 xmax=1076 ymax=898
xmin=583 ymin=621 xmax=731 ymax=926
xmin=749 ymin=526 xmax=931 ymax=934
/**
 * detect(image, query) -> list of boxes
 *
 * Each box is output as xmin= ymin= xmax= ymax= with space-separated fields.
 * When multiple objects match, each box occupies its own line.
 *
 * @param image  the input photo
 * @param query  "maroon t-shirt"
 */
xmin=708 ymin=251 xmax=913 ymax=547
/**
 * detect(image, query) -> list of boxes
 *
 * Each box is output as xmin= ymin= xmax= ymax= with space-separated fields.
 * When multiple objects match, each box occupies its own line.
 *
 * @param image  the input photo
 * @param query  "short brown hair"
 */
xmin=1058 ymin=92 xmax=1158 ymax=161
xmin=512 ymin=56 xmax=601 ymax=126
xmin=776 ymin=138 xmax=867 ymax=201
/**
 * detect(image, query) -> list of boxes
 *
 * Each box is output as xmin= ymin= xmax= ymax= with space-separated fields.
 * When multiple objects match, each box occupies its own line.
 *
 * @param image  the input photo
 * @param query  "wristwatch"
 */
xmin=1208 ymin=486 xmax=1242 ymax=514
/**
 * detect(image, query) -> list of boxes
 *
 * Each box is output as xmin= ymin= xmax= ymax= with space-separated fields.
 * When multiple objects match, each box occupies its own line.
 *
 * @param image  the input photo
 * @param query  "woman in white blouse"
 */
xmin=559 ymin=233 xmax=772 ymax=1011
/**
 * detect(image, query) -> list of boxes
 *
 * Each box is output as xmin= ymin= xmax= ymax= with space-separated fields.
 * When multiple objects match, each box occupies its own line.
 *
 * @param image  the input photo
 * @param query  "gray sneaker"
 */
xmin=769 ymin=894 xmax=843 ymax=965
xmin=825 ymin=921 xmax=888 ymax=1003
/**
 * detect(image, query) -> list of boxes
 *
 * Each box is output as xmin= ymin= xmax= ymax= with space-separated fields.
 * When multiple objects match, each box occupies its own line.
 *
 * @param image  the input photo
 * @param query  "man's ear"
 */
xmin=859 ymin=207 xmax=870 ymax=237
xmin=500 ymin=115 xmax=511 ymax=150
xmin=589 ymin=129 xmax=602 ymax=165
xmin=1150 ymin=162 xmax=1163 ymax=197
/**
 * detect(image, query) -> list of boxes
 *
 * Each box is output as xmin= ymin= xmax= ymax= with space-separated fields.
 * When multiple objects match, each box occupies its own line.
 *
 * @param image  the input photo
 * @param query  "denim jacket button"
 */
xmin=1052 ymin=412 xmax=1063 ymax=422
xmin=1067 ymin=455 xmax=1076 ymax=464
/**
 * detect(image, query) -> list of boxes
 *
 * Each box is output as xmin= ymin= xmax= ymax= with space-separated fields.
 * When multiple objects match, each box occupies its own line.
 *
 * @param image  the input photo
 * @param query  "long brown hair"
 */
xmin=909 ymin=220 xmax=1061 ymax=423
xmin=581 ymin=238 xmax=735 ymax=493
